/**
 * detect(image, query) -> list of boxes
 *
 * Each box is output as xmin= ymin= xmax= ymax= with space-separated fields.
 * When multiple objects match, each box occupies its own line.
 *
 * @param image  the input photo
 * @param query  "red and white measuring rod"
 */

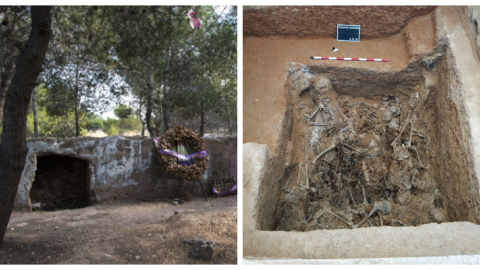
xmin=311 ymin=56 xmax=390 ymax=62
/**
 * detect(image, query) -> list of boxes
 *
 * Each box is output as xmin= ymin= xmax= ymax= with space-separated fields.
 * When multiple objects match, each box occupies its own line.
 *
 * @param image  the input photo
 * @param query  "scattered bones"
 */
xmin=277 ymin=75 xmax=446 ymax=231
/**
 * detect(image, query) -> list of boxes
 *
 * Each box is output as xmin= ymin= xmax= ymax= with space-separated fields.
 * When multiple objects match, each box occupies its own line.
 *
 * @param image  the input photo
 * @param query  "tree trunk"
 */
xmin=145 ymin=67 xmax=156 ymax=137
xmin=32 ymin=86 xmax=38 ymax=137
xmin=0 ymin=57 xmax=16 ymax=126
xmin=0 ymin=6 xmax=52 ymax=248
xmin=161 ymin=82 xmax=169 ymax=132
xmin=200 ymin=101 xmax=205 ymax=136
xmin=140 ymin=121 xmax=146 ymax=136
xmin=222 ymin=95 xmax=234 ymax=135
xmin=138 ymin=100 xmax=146 ymax=136
xmin=162 ymin=48 xmax=172 ymax=132
xmin=74 ymin=65 xmax=80 ymax=137
xmin=0 ymin=9 xmax=19 ymax=127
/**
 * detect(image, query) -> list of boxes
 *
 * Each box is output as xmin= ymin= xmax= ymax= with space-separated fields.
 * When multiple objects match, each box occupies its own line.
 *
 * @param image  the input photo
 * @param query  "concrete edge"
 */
xmin=243 ymin=254 xmax=480 ymax=264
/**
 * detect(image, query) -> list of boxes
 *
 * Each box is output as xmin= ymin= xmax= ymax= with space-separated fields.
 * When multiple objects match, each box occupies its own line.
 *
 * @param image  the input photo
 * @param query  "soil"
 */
xmin=243 ymin=6 xmax=435 ymax=39
xmin=0 ymin=195 xmax=237 ymax=264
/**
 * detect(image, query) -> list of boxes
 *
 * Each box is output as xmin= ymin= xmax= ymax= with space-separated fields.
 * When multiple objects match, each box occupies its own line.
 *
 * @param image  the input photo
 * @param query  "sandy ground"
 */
xmin=0 ymin=195 xmax=237 ymax=264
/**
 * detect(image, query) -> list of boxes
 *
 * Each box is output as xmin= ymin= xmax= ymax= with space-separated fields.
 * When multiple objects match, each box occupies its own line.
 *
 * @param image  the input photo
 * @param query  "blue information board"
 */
xmin=337 ymin=24 xmax=361 ymax=42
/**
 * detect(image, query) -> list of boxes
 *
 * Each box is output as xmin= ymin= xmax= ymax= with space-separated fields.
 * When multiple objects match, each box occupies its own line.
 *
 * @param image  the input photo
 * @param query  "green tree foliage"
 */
xmin=27 ymin=109 xmax=87 ymax=138
xmin=105 ymin=6 xmax=196 ymax=136
xmin=114 ymin=104 xmax=133 ymax=119
xmin=102 ymin=116 xmax=142 ymax=136
xmin=26 ymin=85 xmax=93 ymax=138
xmin=169 ymin=6 xmax=237 ymax=135
xmin=4 ymin=6 xmax=237 ymax=140
xmin=102 ymin=118 xmax=119 ymax=136
xmin=106 ymin=6 xmax=237 ymax=136
xmin=0 ymin=6 xmax=31 ymax=125
xmin=85 ymin=114 xmax=104 ymax=131
xmin=41 ymin=6 xmax=123 ymax=137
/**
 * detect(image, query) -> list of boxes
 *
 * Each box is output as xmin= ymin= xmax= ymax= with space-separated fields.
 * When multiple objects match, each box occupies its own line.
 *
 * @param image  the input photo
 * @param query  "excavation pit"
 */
xmin=272 ymin=47 xmax=478 ymax=232
xmin=244 ymin=54 xmax=480 ymax=259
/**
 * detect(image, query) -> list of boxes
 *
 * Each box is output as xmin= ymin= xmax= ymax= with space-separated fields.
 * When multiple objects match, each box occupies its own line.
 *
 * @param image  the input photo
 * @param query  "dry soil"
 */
xmin=0 ymin=195 xmax=237 ymax=264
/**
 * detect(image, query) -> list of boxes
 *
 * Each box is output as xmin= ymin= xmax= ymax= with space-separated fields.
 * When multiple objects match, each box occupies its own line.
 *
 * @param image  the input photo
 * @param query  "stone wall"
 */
xmin=14 ymin=135 xmax=237 ymax=210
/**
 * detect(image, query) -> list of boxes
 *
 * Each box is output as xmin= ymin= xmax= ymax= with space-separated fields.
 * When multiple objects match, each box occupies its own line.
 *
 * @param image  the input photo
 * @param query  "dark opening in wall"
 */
xmin=30 ymin=155 xmax=90 ymax=211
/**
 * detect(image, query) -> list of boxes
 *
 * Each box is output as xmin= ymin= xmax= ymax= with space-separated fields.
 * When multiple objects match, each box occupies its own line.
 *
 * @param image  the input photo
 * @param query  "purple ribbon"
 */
xmin=213 ymin=184 xmax=237 ymax=195
xmin=158 ymin=148 xmax=208 ymax=161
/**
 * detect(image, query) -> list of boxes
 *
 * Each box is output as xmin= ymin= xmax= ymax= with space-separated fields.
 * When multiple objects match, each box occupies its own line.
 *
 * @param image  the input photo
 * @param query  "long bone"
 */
xmin=312 ymin=137 xmax=340 ymax=165
xmin=354 ymin=201 xmax=392 ymax=228
xmin=283 ymin=174 xmax=294 ymax=192
xmin=296 ymin=162 xmax=303 ymax=185
xmin=323 ymin=201 xmax=392 ymax=229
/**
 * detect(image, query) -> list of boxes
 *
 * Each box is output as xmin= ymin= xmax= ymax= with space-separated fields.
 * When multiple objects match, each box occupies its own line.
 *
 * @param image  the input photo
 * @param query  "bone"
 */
xmin=335 ymin=102 xmax=347 ymax=121
xmin=305 ymin=162 xmax=309 ymax=189
xmin=301 ymin=212 xmax=315 ymax=225
xmin=324 ymin=208 xmax=354 ymax=228
xmin=307 ymin=210 xmax=327 ymax=229
xmin=393 ymin=219 xmax=407 ymax=226
xmin=344 ymin=143 xmax=368 ymax=153
xmin=361 ymin=185 xmax=368 ymax=205
xmin=308 ymin=121 xmax=327 ymax=126
xmin=312 ymin=144 xmax=336 ymax=165
xmin=297 ymin=162 xmax=303 ymax=185
xmin=411 ymin=168 xmax=417 ymax=187
xmin=309 ymin=103 xmax=324 ymax=121
xmin=347 ymin=187 xmax=357 ymax=205
xmin=314 ymin=209 xmax=325 ymax=221
xmin=362 ymin=160 xmax=371 ymax=185
xmin=354 ymin=201 xmax=392 ymax=228
xmin=391 ymin=111 xmax=411 ymax=147
xmin=412 ymin=146 xmax=424 ymax=167
xmin=305 ymin=134 xmax=309 ymax=189
xmin=333 ymin=171 xmax=342 ymax=189
xmin=407 ymin=118 xmax=415 ymax=148
xmin=309 ymin=92 xmax=317 ymax=104
xmin=370 ymin=131 xmax=385 ymax=156
xmin=283 ymin=174 xmax=294 ymax=191
xmin=368 ymin=219 xmax=374 ymax=227
xmin=393 ymin=99 xmax=424 ymax=147
xmin=413 ymin=129 xmax=426 ymax=139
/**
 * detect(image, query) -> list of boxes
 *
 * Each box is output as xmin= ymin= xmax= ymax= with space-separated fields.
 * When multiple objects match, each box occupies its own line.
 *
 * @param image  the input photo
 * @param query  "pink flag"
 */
xmin=187 ymin=10 xmax=201 ymax=29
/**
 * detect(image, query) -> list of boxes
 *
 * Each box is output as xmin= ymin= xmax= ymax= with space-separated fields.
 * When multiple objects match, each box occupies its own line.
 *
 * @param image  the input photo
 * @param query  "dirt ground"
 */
xmin=0 ymin=195 xmax=237 ymax=264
